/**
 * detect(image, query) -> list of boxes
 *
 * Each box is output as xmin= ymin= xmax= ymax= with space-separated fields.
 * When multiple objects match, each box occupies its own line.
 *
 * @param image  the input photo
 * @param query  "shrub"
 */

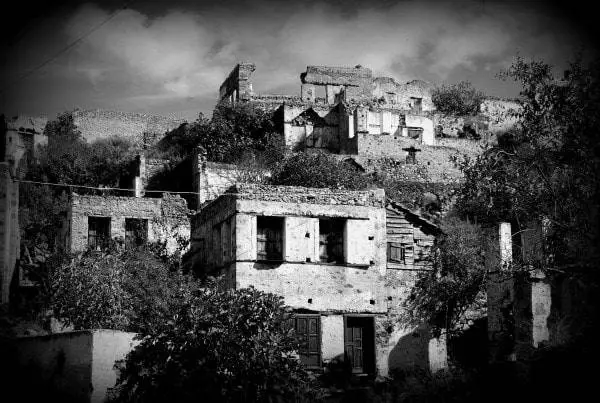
xmin=110 ymin=286 xmax=321 ymax=403
xmin=49 ymin=246 xmax=199 ymax=334
xmin=270 ymin=152 xmax=369 ymax=190
xmin=432 ymin=81 xmax=485 ymax=116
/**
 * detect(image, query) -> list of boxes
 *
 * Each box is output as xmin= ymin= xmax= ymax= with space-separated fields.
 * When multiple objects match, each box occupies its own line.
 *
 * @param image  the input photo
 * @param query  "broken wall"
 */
xmin=282 ymin=103 xmax=341 ymax=151
xmin=67 ymin=194 xmax=189 ymax=254
xmin=193 ymin=154 xmax=270 ymax=207
xmin=396 ymin=80 xmax=436 ymax=113
xmin=219 ymin=62 xmax=256 ymax=103
xmin=72 ymin=109 xmax=184 ymax=147
xmin=301 ymin=65 xmax=374 ymax=103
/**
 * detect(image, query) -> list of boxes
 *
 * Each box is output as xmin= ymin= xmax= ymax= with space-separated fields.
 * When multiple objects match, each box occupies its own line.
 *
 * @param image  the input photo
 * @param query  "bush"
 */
xmin=270 ymin=152 xmax=369 ymax=190
xmin=110 ymin=286 xmax=321 ymax=403
xmin=49 ymin=246 xmax=199 ymax=334
xmin=432 ymin=81 xmax=485 ymax=116
xmin=402 ymin=216 xmax=486 ymax=337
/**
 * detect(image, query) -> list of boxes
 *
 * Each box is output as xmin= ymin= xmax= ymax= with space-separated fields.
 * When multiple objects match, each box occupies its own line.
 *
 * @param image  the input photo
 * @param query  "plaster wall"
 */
xmin=90 ymin=330 xmax=139 ymax=403
xmin=15 ymin=330 xmax=138 ymax=403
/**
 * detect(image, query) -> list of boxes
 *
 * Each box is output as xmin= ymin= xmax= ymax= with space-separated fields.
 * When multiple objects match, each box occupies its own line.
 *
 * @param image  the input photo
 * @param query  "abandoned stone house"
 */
xmin=219 ymin=62 xmax=437 ymax=156
xmin=189 ymin=183 xmax=446 ymax=376
xmin=59 ymin=193 xmax=189 ymax=255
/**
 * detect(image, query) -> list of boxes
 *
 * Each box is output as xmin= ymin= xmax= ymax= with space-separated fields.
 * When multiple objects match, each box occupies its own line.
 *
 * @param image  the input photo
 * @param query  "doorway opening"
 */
xmin=344 ymin=315 xmax=376 ymax=375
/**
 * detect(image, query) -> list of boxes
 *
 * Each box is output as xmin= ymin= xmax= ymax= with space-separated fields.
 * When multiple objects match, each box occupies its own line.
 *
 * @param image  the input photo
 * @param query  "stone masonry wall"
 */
xmin=72 ymin=109 xmax=185 ymax=147
xmin=226 ymin=183 xmax=385 ymax=208
xmin=68 ymin=194 xmax=189 ymax=253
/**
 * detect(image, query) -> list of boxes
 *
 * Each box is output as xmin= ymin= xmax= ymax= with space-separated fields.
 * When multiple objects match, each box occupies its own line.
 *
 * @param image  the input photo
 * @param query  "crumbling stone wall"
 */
xmin=301 ymin=65 xmax=374 ymax=103
xmin=72 ymin=109 xmax=184 ymax=147
xmin=192 ymin=154 xmax=270 ymax=208
xmin=219 ymin=62 xmax=256 ymax=103
xmin=355 ymin=135 xmax=465 ymax=182
xmin=396 ymin=80 xmax=436 ymax=113
xmin=282 ymin=103 xmax=341 ymax=151
xmin=2 ymin=115 xmax=48 ymax=178
xmin=66 ymin=194 xmax=189 ymax=254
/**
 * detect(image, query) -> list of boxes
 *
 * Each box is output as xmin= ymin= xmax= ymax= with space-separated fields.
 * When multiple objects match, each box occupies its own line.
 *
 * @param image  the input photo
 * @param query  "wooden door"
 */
xmin=345 ymin=324 xmax=364 ymax=373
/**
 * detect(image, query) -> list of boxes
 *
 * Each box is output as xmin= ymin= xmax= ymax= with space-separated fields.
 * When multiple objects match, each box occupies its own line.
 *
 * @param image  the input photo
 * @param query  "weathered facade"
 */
xmin=218 ymin=63 xmax=437 ymax=157
xmin=190 ymin=183 xmax=446 ymax=376
xmin=62 ymin=194 xmax=190 ymax=254
xmin=1 ymin=114 xmax=48 ymax=179
xmin=192 ymin=151 xmax=270 ymax=208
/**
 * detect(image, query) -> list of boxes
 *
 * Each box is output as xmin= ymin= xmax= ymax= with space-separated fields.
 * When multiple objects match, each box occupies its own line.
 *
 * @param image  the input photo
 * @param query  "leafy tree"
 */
xmin=432 ymin=81 xmax=485 ymax=116
xmin=21 ymin=113 xmax=135 ymax=261
xmin=456 ymin=56 xmax=600 ymax=272
xmin=110 ymin=285 xmax=321 ymax=403
xmin=154 ymin=102 xmax=280 ymax=164
xmin=49 ymin=246 xmax=199 ymax=334
xmin=269 ymin=152 xmax=369 ymax=190
xmin=402 ymin=216 xmax=486 ymax=337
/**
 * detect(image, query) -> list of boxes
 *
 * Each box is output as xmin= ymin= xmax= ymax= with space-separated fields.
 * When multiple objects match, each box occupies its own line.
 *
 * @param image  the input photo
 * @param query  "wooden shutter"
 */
xmin=257 ymin=217 xmax=283 ymax=261
xmin=387 ymin=242 xmax=406 ymax=263
xmin=345 ymin=219 xmax=373 ymax=266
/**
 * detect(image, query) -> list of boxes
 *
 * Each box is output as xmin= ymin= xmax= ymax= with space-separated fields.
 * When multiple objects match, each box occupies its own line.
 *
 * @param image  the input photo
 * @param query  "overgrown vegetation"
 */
xmin=49 ymin=245 xmax=198 ymax=334
xmin=109 ymin=285 xmax=321 ymax=403
xmin=152 ymin=102 xmax=282 ymax=165
xmin=402 ymin=216 xmax=486 ymax=338
xmin=270 ymin=152 xmax=370 ymax=190
xmin=456 ymin=56 xmax=600 ymax=273
xmin=431 ymin=81 xmax=485 ymax=116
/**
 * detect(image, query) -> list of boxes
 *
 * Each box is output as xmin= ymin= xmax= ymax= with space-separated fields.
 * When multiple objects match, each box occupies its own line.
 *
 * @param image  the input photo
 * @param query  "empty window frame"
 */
xmin=409 ymin=97 xmax=423 ymax=114
xmin=387 ymin=242 xmax=407 ymax=264
xmin=289 ymin=315 xmax=321 ymax=368
xmin=88 ymin=217 xmax=111 ymax=250
xmin=125 ymin=218 xmax=148 ymax=249
xmin=257 ymin=216 xmax=284 ymax=261
xmin=319 ymin=219 xmax=345 ymax=263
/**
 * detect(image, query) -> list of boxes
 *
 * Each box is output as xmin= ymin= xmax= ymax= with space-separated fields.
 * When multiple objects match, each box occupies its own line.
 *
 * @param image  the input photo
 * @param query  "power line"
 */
xmin=16 ymin=178 xmax=380 ymax=198
xmin=16 ymin=178 xmax=198 ymax=195
xmin=0 ymin=0 xmax=136 ymax=95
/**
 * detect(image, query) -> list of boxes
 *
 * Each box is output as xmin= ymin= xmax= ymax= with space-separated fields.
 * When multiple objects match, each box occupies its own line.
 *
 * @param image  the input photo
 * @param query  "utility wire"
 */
xmin=15 ymin=178 xmax=373 ymax=197
xmin=0 ymin=0 xmax=136 ymax=95
xmin=15 ymin=179 xmax=199 ymax=195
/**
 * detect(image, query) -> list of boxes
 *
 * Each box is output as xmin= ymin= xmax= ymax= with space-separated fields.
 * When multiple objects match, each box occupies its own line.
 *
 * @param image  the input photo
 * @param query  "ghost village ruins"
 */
xmin=0 ymin=61 xmax=596 ymax=402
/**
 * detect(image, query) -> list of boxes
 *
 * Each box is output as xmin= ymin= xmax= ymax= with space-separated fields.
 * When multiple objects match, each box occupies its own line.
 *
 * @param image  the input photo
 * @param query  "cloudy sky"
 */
xmin=1 ymin=0 xmax=597 ymax=122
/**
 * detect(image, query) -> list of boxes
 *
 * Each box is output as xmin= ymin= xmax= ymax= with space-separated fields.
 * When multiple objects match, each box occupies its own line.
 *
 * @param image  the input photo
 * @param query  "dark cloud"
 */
xmin=2 ymin=0 xmax=597 ymax=120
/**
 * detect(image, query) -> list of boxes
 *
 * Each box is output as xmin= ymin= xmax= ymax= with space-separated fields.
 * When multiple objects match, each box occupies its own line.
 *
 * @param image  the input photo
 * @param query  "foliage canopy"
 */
xmin=269 ymin=152 xmax=369 ymax=190
xmin=431 ymin=81 xmax=485 ymax=116
xmin=456 ymin=56 xmax=600 ymax=271
xmin=110 ymin=285 xmax=320 ymax=403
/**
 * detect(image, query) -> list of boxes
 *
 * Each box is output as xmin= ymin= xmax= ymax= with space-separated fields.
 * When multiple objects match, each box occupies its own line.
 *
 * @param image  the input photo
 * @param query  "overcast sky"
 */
xmin=1 ymin=0 xmax=597 ymax=122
